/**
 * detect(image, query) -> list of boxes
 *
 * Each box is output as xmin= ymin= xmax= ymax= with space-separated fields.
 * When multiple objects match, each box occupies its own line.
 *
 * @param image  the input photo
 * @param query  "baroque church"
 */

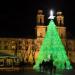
xmin=0 ymin=10 xmax=75 ymax=66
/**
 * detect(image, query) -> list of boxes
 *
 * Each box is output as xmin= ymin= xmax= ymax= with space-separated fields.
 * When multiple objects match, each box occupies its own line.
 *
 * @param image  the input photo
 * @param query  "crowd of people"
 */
xmin=39 ymin=58 xmax=56 ymax=74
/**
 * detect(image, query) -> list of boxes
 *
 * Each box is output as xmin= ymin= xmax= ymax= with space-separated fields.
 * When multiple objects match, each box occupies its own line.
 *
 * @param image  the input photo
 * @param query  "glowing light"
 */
xmin=48 ymin=10 xmax=55 ymax=19
xmin=50 ymin=10 xmax=53 ymax=16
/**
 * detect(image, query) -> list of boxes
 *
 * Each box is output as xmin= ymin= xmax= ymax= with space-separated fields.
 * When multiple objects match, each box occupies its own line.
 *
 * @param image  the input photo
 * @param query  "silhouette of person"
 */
xmin=39 ymin=60 xmax=46 ymax=72
xmin=64 ymin=61 xmax=66 ymax=69
xmin=42 ymin=60 xmax=46 ymax=72
xmin=39 ymin=61 xmax=42 ymax=71
xmin=48 ymin=55 xmax=54 ymax=74
xmin=49 ymin=59 xmax=53 ymax=74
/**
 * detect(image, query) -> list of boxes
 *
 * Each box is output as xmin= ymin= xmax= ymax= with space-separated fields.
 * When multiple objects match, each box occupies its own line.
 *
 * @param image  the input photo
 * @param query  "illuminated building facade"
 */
xmin=0 ymin=10 xmax=75 ymax=67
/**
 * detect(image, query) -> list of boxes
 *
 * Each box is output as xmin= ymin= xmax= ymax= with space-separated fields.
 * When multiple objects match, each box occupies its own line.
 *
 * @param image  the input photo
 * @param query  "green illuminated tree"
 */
xmin=33 ymin=20 xmax=72 ymax=70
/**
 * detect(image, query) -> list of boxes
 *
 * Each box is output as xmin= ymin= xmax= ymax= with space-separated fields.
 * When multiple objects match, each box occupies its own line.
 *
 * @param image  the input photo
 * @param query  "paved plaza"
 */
xmin=0 ymin=67 xmax=75 ymax=75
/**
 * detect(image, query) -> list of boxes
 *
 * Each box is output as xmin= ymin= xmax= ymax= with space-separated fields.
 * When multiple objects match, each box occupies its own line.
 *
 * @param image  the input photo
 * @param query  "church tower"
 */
xmin=35 ymin=10 xmax=47 ymax=51
xmin=36 ymin=10 xmax=46 ymax=38
xmin=56 ymin=11 xmax=67 ymax=47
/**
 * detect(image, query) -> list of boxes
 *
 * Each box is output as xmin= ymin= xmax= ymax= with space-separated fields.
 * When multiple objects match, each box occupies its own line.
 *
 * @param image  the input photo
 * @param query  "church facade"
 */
xmin=0 ymin=10 xmax=75 ymax=66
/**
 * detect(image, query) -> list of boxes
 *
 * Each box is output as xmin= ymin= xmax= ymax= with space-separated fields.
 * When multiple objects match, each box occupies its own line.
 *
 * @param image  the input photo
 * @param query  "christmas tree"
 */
xmin=33 ymin=20 xmax=72 ymax=70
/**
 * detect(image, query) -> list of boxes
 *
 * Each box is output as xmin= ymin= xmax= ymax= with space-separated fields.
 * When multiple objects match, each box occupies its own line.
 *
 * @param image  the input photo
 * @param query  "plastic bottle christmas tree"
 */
xmin=33 ymin=11 xmax=72 ymax=70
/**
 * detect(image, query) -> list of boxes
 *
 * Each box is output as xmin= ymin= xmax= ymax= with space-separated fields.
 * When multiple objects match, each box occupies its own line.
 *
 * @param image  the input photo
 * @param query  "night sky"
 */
xmin=0 ymin=0 xmax=75 ymax=38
